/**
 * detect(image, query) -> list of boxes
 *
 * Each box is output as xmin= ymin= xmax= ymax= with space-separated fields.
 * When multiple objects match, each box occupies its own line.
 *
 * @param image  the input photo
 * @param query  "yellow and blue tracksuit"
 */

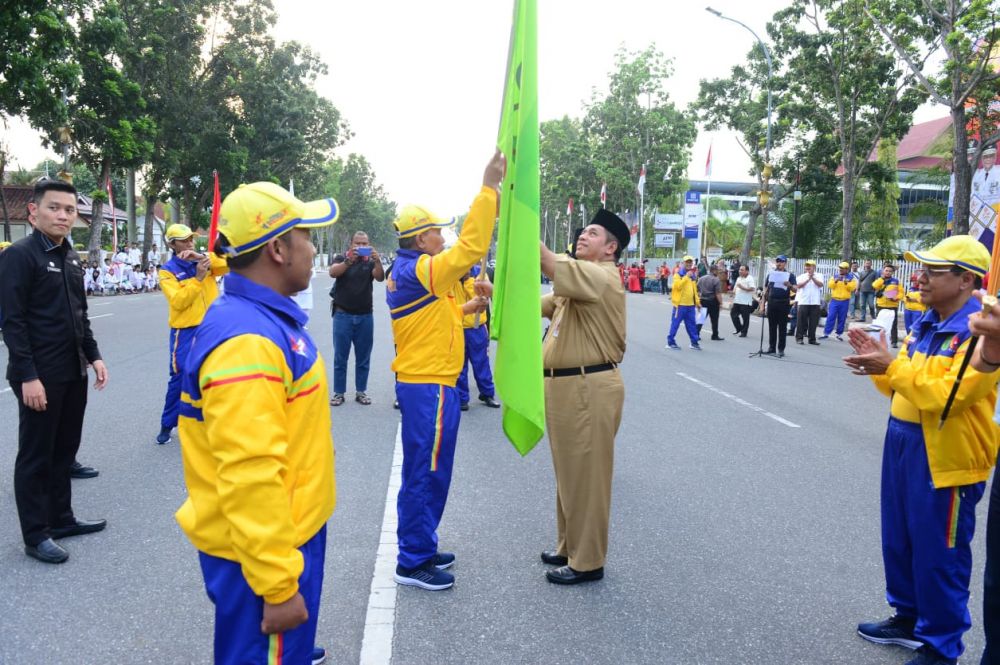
xmin=667 ymin=269 xmax=700 ymax=346
xmin=903 ymin=287 xmax=927 ymax=334
xmin=873 ymin=276 xmax=903 ymax=345
xmin=386 ymin=186 xmax=497 ymax=570
xmin=176 ymin=273 xmax=335 ymax=665
xmin=869 ymin=297 xmax=1000 ymax=660
xmin=823 ymin=273 xmax=857 ymax=336
xmin=453 ymin=266 xmax=496 ymax=406
xmin=159 ymin=253 xmax=228 ymax=429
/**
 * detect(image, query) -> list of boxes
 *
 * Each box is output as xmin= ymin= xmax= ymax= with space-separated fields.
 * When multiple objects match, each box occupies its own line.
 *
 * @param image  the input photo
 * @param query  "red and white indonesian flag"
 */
xmin=637 ymin=165 xmax=646 ymax=196
xmin=705 ymin=142 xmax=714 ymax=178
xmin=567 ymin=197 xmax=574 ymax=216
xmin=600 ymin=182 xmax=607 ymax=208
xmin=106 ymin=176 xmax=117 ymax=250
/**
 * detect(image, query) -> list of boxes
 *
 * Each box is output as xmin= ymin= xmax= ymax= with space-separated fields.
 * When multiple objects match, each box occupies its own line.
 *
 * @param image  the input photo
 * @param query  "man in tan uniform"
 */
xmin=538 ymin=209 xmax=628 ymax=585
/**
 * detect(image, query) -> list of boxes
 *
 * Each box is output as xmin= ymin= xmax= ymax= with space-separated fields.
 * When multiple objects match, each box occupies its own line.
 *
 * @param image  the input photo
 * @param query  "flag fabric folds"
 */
xmin=492 ymin=0 xmax=545 ymax=456
xmin=637 ymin=165 xmax=646 ymax=196
xmin=705 ymin=142 xmax=714 ymax=177
xmin=600 ymin=182 xmax=607 ymax=208
xmin=566 ymin=197 xmax=574 ymax=217
xmin=208 ymin=170 xmax=221 ymax=253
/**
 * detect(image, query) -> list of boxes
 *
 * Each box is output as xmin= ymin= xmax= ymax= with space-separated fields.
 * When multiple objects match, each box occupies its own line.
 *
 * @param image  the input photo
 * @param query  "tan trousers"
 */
xmin=545 ymin=368 xmax=624 ymax=571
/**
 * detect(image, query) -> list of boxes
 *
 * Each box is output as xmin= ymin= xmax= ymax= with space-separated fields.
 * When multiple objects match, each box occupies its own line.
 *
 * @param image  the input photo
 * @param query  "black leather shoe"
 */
xmin=540 ymin=550 xmax=568 ymax=566
xmin=70 ymin=461 xmax=99 ymax=479
xmin=778 ymin=351 xmax=785 ymax=358
xmin=479 ymin=395 xmax=501 ymax=408
xmin=460 ymin=402 xmax=470 ymax=412
xmin=710 ymin=336 xmax=724 ymax=341
xmin=545 ymin=565 xmax=604 ymax=585
xmin=25 ymin=538 xmax=69 ymax=564
xmin=808 ymin=340 xmax=821 ymax=346
xmin=51 ymin=518 xmax=107 ymax=539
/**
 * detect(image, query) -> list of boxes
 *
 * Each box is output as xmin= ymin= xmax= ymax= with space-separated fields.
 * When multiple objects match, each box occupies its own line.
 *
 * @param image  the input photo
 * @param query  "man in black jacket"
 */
xmin=0 ymin=179 xmax=109 ymax=564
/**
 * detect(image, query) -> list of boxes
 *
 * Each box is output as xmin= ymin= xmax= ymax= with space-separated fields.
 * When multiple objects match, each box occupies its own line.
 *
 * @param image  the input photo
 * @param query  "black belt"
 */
xmin=544 ymin=362 xmax=617 ymax=378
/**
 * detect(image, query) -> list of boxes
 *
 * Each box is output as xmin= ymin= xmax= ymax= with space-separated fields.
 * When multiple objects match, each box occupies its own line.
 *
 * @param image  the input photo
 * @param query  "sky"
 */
xmin=2 ymin=0 xmax=949 ymax=216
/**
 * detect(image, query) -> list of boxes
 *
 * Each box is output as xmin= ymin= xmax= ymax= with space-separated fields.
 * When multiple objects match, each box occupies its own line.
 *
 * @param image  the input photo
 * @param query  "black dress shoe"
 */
xmin=540 ymin=550 xmax=568 ymax=566
xmin=808 ymin=340 xmax=821 ymax=346
xmin=51 ymin=518 xmax=107 ymax=539
xmin=479 ymin=395 xmax=501 ymax=408
xmin=778 ymin=351 xmax=785 ymax=358
xmin=25 ymin=538 xmax=69 ymax=564
xmin=460 ymin=402 xmax=469 ymax=412
xmin=70 ymin=461 xmax=99 ymax=479
xmin=545 ymin=565 xmax=604 ymax=585
xmin=710 ymin=336 xmax=724 ymax=341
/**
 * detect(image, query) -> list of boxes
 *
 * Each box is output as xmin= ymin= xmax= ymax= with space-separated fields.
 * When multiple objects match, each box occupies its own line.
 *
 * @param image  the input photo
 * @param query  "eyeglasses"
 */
xmin=923 ymin=266 xmax=965 ymax=278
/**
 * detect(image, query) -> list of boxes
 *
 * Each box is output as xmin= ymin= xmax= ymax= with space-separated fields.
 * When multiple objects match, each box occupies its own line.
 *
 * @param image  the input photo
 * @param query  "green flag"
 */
xmin=491 ymin=0 xmax=545 ymax=455
xmin=492 ymin=0 xmax=544 ymax=456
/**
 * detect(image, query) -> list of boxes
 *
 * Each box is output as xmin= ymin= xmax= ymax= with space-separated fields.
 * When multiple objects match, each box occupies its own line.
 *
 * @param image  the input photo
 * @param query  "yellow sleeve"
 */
xmin=541 ymin=293 xmax=556 ymax=319
xmin=873 ymin=278 xmax=885 ymax=291
xmin=200 ymin=335 xmax=302 ymax=604
xmin=209 ymin=254 xmax=229 ymax=277
xmin=415 ymin=187 xmax=497 ymax=295
xmin=870 ymin=344 xmax=909 ymax=397
xmin=159 ymin=269 xmax=203 ymax=312
xmin=552 ymin=255 xmax=608 ymax=303
xmin=886 ymin=340 xmax=1000 ymax=414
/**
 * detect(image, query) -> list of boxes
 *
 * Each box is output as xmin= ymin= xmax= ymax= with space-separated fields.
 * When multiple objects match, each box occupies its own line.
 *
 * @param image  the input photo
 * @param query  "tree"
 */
xmin=539 ymin=116 xmax=594 ymax=249
xmin=695 ymin=41 xmax=794 ymax=265
xmin=320 ymin=154 xmax=396 ymax=256
xmin=866 ymin=0 xmax=1000 ymax=233
xmin=770 ymin=0 xmax=923 ymax=258
xmin=29 ymin=1 xmax=157 ymax=263
xmin=853 ymin=139 xmax=902 ymax=258
xmin=0 ymin=1 xmax=82 ymax=120
xmin=583 ymin=45 xmax=697 ymax=256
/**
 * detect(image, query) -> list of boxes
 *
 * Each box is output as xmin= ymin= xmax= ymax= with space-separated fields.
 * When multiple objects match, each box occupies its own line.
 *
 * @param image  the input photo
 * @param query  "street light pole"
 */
xmin=705 ymin=7 xmax=773 ymax=284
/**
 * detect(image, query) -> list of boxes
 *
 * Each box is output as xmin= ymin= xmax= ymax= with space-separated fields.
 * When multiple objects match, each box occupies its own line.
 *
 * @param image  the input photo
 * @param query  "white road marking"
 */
xmin=91 ymin=301 xmax=114 ymax=307
xmin=675 ymin=372 xmax=801 ymax=428
xmin=89 ymin=313 xmax=115 ymax=319
xmin=0 ymin=387 xmax=10 ymax=394
xmin=359 ymin=422 xmax=403 ymax=665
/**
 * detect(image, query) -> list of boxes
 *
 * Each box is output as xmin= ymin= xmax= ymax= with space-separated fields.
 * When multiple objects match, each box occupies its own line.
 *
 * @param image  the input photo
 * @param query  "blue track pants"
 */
xmin=457 ymin=326 xmax=495 ymax=405
xmin=160 ymin=326 xmax=196 ymax=429
xmin=667 ymin=305 xmax=699 ymax=346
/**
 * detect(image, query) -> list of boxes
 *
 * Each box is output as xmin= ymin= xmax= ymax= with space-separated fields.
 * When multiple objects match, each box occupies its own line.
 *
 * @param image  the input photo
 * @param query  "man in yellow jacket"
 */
xmin=666 ymin=255 xmax=701 ymax=350
xmin=176 ymin=182 xmax=339 ymax=664
xmin=822 ymin=261 xmax=857 ymax=340
xmin=452 ymin=266 xmax=500 ymax=411
xmin=385 ymin=151 xmax=504 ymax=591
xmin=156 ymin=224 xmax=228 ymax=444
xmin=845 ymin=236 xmax=1000 ymax=665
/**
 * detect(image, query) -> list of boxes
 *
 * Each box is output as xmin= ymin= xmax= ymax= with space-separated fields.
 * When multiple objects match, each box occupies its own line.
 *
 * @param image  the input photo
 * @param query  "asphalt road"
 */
xmin=0 ymin=276 xmax=991 ymax=664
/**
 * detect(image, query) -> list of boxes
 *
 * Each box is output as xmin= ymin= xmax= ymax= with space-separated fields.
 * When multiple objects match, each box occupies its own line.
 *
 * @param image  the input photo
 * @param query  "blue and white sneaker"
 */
xmin=433 ymin=552 xmax=455 ymax=570
xmin=394 ymin=561 xmax=454 ymax=590
xmin=690 ymin=343 xmax=702 ymax=350
xmin=155 ymin=427 xmax=171 ymax=445
xmin=666 ymin=343 xmax=681 ymax=350
xmin=312 ymin=646 xmax=327 ymax=665
xmin=857 ymin=615 xmax=921 ymax=649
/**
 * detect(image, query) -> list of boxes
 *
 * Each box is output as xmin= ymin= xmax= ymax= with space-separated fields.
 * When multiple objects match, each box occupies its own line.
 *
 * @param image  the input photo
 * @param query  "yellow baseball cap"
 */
xmin=165 ymin=224 xmax=195 ymax=242
xmin=904 ymin=235 xmax=991 ymax=277
xmin=394 ymin=205 xmax=454 ymax=239
xmin=838 ymin=261 xmax=850 ymax=268
xmin=682 ymin=255 xmax=695 ymax=262
xmin=219 ymin=182 xmax=339 ymax=256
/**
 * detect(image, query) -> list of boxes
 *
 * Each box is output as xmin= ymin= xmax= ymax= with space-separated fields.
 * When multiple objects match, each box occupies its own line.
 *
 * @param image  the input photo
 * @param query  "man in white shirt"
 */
xmin=147 ymin=244 xmax=159 ymax=267
xmin=795 ymin=259 xmax=823 ymax=345
xmin=729 ymin=264 xmax=756 ymax=337
xmin=127 ymin=242 xmax=142 ymax=267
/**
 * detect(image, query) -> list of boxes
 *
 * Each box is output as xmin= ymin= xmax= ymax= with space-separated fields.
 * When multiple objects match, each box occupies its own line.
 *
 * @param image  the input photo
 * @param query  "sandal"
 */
xmin=356 ymin=392 xmax=372 ymax=405
xmin=330 ymin=393 xmax=345 ymax=406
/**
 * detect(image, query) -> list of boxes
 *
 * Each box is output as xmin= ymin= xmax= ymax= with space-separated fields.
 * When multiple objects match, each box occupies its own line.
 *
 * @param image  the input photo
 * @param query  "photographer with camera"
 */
xmin=328 ymin=231 xmax=384 ymax=406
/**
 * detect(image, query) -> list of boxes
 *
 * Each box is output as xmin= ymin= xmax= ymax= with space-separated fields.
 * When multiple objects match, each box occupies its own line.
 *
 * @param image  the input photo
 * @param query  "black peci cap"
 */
xmin=591 ymin=209 xmax=630 ymax=252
